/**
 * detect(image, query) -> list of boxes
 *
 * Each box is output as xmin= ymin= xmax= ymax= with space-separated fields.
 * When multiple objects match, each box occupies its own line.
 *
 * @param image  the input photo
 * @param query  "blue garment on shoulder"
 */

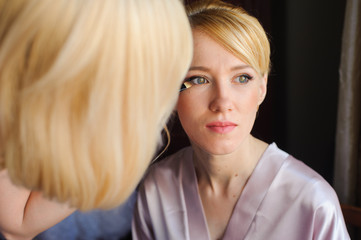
xmin=35 ymin=191 xmax=136 ymax=240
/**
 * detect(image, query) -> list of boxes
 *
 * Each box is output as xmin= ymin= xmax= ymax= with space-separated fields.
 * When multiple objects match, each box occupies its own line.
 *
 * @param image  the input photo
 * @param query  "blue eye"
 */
xmin=235 ymin=74 xmax=252 ymax=84
xmin=180 ymin=76 xmax=209 ymax=92
xmin=188 ymin=76 xmax=208 ymax=85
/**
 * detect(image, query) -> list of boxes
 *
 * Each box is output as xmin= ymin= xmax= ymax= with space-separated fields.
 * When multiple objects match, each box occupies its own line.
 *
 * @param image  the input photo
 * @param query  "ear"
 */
xmin=258 ymin=74 xmax=268 ymax=105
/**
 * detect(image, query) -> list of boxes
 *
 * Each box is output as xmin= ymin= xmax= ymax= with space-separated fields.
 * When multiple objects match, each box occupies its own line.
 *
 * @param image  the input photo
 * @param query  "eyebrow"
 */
xmin=188 ymin=65 xmax=251 ymax=71
xmin=230 ymin=65 xmax=252 ymax=71
xmin=188 ymin=66 xmax=209 ymax=71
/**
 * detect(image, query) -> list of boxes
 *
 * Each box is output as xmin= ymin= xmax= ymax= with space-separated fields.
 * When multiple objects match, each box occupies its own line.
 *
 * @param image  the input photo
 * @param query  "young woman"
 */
xmin=132 ymin=1 xmax=349 ymax=239
xmin=0 ymin=0 xmax=192 ymax=238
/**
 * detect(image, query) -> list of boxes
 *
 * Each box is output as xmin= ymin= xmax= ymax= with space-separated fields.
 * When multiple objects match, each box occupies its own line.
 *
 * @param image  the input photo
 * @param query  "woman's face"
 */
xmin=177 ymin=30 xmax=267 ymax=155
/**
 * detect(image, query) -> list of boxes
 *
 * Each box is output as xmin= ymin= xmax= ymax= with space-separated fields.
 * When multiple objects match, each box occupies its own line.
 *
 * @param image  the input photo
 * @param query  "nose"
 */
xmin=209 ymin=82 xmax=233 ymax=112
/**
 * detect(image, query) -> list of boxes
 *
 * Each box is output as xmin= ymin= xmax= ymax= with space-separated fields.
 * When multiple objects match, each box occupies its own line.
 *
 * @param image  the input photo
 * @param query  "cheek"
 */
xmin=177 ymin=95 xmax=194 ymax=120
xmin=176 ymin=94 xmax=201 ymax=132
xmin=240 ymin=89 xmax=260 ymax=113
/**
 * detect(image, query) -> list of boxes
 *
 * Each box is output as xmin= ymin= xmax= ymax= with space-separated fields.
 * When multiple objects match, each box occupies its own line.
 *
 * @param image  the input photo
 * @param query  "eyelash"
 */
xmin=235 ymin=74 xmax=253 ymax=83
xmin=179 ymin=74 xmax=253 ymax=92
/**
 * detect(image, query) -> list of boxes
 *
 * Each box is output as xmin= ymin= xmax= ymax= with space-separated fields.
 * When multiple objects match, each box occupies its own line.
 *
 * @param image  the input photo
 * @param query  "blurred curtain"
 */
xmin=334 ymin=1 xmax=361 ymax=236
xmin=334 ymin=0 xmax=361 ymax=206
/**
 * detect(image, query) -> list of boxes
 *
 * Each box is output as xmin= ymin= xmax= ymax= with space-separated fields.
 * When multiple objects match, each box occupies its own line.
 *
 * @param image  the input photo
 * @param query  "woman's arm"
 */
xmin=310 ymin=180 xmax=350 ymax=240
xmin=0 ymin=169 xmax=75 ymax=240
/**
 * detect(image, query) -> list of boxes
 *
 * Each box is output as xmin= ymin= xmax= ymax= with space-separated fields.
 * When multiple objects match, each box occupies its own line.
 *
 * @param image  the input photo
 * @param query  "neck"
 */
xmin=192 ymin=136 xmax=267 ymax=194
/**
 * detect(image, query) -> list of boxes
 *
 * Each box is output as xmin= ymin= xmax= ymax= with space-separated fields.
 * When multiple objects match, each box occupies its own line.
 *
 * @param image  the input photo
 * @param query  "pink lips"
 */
xmin=206 ymin=121 xmax=237 ymax=134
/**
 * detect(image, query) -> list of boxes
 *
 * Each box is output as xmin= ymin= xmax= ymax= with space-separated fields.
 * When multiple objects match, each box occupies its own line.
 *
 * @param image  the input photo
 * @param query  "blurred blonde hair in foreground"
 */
xmin=0 ymin=0 xmax=192 ymax=210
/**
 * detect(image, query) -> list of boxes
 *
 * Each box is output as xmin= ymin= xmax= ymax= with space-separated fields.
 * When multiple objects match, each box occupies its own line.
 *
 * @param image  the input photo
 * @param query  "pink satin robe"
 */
xmin=132 ymin=143 xmax=350 ymax=240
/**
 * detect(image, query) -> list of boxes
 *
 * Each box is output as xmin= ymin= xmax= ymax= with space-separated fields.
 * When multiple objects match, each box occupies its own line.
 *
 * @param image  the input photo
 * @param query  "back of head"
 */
xmin=0 ymin=0 xmax=192 ymax=210
xmin=186 ymin=0 xmax=270 ymax=76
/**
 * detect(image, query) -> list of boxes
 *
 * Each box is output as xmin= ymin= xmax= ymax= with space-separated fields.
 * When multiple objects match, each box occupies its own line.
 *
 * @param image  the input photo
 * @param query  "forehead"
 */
xmin=191 ymin=29 xmax=249 ymax=69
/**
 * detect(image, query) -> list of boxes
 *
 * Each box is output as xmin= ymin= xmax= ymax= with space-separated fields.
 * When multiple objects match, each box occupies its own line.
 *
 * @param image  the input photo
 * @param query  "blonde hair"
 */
xmin=186 ymin=0 xmax=270 ymax=76
xmin=0 ymin=0 xmax=192 ymax=210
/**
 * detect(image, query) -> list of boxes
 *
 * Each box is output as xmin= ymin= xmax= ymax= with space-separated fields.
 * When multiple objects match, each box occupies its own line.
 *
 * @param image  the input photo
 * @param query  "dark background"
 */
xmin=162 ymin=0 xmax=347 ymax=185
